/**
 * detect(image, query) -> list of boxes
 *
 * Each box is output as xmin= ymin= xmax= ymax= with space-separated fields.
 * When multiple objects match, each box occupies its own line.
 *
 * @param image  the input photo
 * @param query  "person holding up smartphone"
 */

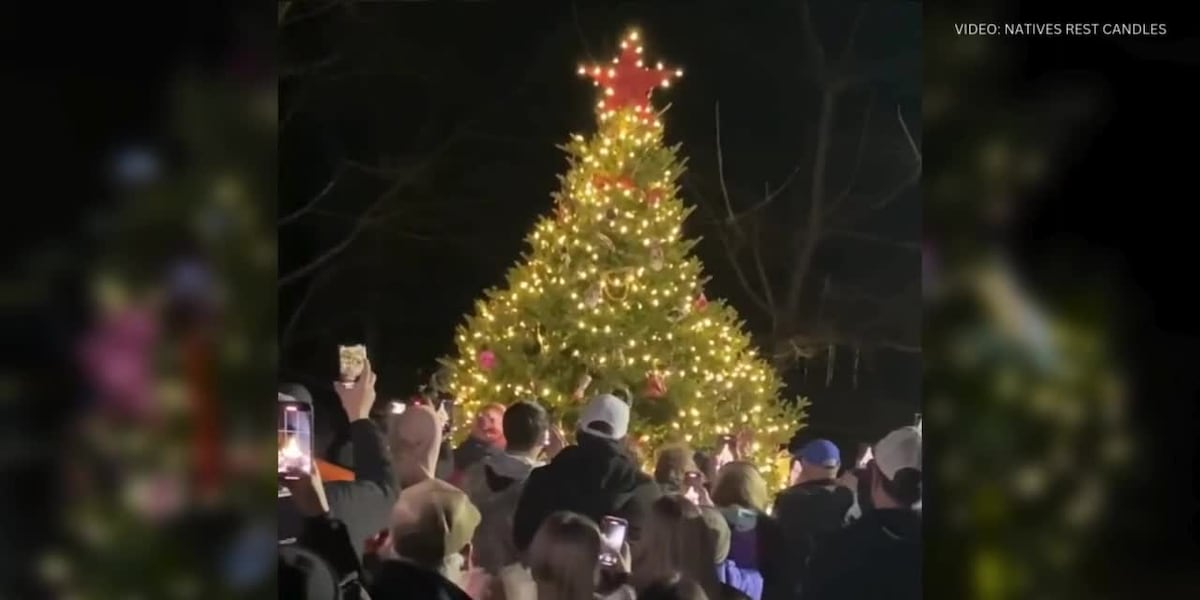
xmin=284 ymin=357 xmax=398 ymax=564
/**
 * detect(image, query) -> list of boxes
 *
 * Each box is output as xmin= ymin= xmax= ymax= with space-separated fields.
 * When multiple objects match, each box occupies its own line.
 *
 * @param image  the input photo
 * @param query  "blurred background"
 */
xmin=0 ymin=0 xmax=1195 ymax=598
xmin=3 ymin=1 xmax=277 ymax=597
xmin=925 ymin=1 xmax=1198 ymax=598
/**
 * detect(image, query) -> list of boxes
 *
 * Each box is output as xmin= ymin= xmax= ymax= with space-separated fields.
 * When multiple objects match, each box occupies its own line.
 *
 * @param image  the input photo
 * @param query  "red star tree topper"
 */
xmin=578 ymin=29 xmax=682 ymax=118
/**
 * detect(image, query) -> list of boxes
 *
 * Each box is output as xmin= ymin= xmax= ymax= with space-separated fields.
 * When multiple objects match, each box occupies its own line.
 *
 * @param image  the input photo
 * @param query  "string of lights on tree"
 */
xmin=443 ymin=29 xmax=806 ymax=488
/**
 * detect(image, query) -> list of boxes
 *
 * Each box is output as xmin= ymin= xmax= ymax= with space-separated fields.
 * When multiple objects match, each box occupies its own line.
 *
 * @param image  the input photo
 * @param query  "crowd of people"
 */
xmin=279 ymin=359 xmax=922 ymax=599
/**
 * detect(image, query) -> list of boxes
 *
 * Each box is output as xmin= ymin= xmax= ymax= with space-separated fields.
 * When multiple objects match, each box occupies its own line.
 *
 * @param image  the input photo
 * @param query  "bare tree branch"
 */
xmin=773 ymin=331 xmax=921 ymax=360
xmin=749 ymin=220 xmax=777 ymax=317
xmin=796 ymin=0 xmax=827 ymax=82
xmin=688 ymin=181 xmax=774 ymax=314
xmin=714 ymin=102 xmax=737 ymax=224
xmin=824 ymin=229 xmax=920 ymax=251
xmin=281 ymin=54 xmax=343 ymax=82
xmin=779 ymin=88 xmax=837 ymax=325
xmin=279 ymin=202 xmax=379 ymax=287
xmin=281 ymin=0 xmax=345 ymax=28
xmin=279 ymin=166 xmax=346 ymax=226
xmin=897 ymin=104 xmax=921 ymax=162
xmin=281 ymin=268 xmax=330 ymax=349
xmin=827 ymin=90 xmax=876 ymax=216
xmin=571 ymin=0 xmax=595 ymax=63
xmin=730 ymin=163 xmax=805 ymax=220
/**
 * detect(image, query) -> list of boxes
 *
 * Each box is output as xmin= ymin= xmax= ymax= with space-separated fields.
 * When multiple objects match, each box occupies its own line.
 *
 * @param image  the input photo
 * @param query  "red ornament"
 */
xmin=579 ymin=30 xmax=682 ymax=113
xmin=478 ymin=349 xmax=496 ymax=371
xmin=646 ymin=188 xmax=664 ymax=205
xmin=693 ymin=293 xmax=709 ymax=311
xmin=644 ymin=370 xmax=667 ymax=398
xmin=591 ymin=173 xmax=635 ymax=190
xmin=555 ymin=203 xmax=572 ymax=223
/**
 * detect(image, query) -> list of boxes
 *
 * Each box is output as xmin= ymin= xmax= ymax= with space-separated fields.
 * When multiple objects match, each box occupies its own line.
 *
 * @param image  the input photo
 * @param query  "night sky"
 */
xmin=280 ymin=0 xmax=921 ymax=448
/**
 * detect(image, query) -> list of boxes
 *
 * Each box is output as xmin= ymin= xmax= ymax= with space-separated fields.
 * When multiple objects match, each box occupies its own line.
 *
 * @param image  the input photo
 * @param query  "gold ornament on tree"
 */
xmin=584 ymin=283 xmax=603 ymax=308
xmin=603 ymin=268 xmax=633 ymax=302
xmin=650 ymin=245 xmax=665 ymax=271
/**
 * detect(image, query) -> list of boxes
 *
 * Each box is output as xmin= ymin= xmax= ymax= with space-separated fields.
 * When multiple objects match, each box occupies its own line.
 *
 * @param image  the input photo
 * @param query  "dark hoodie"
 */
xmin=512 ymin=433 xmax=661 ymax=552
xmin=768 ymin=478 xmax=853 ymax=600
xmin=455 ymin=435 xmax=498 ymax=468
xmin=370 ymin=561 xmax=472 ymax=600
xmin=804 ymin=508 xmax=921 ymax=600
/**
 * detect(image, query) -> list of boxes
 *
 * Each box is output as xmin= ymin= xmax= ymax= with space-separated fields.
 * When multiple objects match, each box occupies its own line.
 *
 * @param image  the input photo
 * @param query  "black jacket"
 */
xmin=453 ymin=436 xmax=499 ymax=474
xmin=370 ymin=561 xmax=472 ymax=600
xmin=436 ymin=439 xmax=456 ymax=481
xmin=280 ymin=514 xmax=370 ymax=599
xmin=279 ymin=419 xmax=398 ymax=555
xmin=768 ymin=479 xmax=853 ymax=600
xmin=324 ymin=419 xmax=398 ymax=556
xmin=804 ymin=509 xmax=921 ymax=600
xmin=512 ymin=434 xmax=661 ymax=552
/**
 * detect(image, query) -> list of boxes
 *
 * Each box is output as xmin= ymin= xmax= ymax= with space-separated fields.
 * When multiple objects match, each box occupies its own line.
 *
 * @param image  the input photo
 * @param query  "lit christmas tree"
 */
xmin=444 ymin=30 xmax=805 ymax=487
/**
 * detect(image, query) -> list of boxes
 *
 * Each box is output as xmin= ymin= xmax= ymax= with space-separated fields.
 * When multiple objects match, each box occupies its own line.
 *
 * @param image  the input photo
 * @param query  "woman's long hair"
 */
xmin=632 ymin=495 xmax=722 ymax=599
xmin=711 ymin=461 xmax=769 ymax=512
xmin=527 ymin=511 xmax=602 ymax=600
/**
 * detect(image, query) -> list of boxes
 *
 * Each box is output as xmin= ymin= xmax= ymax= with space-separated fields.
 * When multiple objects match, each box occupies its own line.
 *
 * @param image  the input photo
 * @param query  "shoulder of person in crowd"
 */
xmin=317 ymin=458 xmax=356 ymax=482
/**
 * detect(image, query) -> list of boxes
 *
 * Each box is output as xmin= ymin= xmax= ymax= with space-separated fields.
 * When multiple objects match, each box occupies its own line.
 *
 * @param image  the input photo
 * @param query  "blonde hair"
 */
xmin=527 ymin=511 xmax=602 ymax=600
xmin=654 ymin=443 xmax=698 ymax=492
xmin=711 ymin=461 xmax=769 ymax=512
xmin=631 ymin=495 xmax=721 ymax=599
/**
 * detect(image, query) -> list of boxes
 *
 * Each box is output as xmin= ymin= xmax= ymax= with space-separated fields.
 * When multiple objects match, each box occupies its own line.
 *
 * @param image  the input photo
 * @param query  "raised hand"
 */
xmin=334 ymin=357 xmax=377 ymax=421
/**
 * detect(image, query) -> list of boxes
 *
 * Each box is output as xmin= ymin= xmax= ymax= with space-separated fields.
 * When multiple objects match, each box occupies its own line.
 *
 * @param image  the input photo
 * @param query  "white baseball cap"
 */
xmin=874 ymin=426 xmax=921 ymax=481
xmin=578 ymin=394 xmax=630 ymax=440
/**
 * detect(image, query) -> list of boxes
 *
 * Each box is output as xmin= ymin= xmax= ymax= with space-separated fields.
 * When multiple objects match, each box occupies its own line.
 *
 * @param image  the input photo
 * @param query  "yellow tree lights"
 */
xmin=443 ymin=30 xmax=805 ymax=489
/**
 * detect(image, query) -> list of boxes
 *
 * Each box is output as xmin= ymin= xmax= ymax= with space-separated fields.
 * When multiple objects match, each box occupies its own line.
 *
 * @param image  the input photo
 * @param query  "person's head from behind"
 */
xmin=503 ymin=400 xmax=549 ymax=457
xmin=693 ymin=451 xmax=716 ymax=488
xmin=527 ymin=511 xmax=603 ymax=600
xmin=633 ymin=495 xmax=721 ymax=596
xmin=388 ymin=404 xmax=443 ymax=486
xmin=654 ymin=443 xmax=699 ymax=493
xmin=575 ymin=394 xmax=630 ymax=444
xmin=711 ymin=461 xmax=769 ymax=513
xmin=278 ymin=545 xmax=340 ymax=599
xmin=870 ymin=426 xmax=922 ymax=509
xmin=473 ymin=402 xmax=507 ymax=446
xmin=796 ymin=439 xmax=841 ymax=483
xmin=639 ymin=574 xmax=710 ymax=600
xmin=389 ymin=478 xmax=481 ymax=581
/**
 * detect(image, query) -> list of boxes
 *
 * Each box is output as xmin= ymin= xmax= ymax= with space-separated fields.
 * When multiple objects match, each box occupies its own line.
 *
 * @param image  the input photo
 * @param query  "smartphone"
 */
xmin=338 ymin=344 xmax=367 ymax=386
xmin=391 ymin=401 xmax=407 ymax=415
xmin=278 ymin=394 xmax=314 ymax=479
xmin=543 ymin=429 xmax=551 ymax=447
xmin=857 ymin=445 xmax=874 ymax=469
xmin=598 ymin=516 xmax=628 ymax=567
xmin=683 ymin=471 xmax=702 ymax=503
xmin=715 ymin=435 xmax=737 ymax=471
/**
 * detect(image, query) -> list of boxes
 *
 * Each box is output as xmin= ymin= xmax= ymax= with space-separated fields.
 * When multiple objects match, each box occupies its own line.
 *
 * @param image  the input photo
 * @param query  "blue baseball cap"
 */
xmin=797 ymin=439 xmax=841 ymax=468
